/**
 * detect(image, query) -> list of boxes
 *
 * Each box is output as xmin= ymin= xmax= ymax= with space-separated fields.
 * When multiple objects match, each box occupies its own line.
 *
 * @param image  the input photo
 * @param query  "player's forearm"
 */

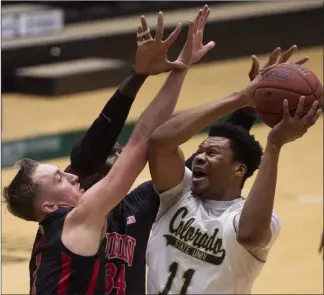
xmin=149 ymin=91 xmax=248 ymax=150
xmin=118 ymin=67 xmax=148 ymax=98
xmin=79 ymin=69 xmax=188 ymax=215
xmin=131 ymin=69 xmax=188 ymax=141
xmin=238 ymin=141 xmax=281 ymax=250
xmin=84 ymin=142 xmax=148 ymax=215
xmin=69 ymin=89 xmax=136 ymax=176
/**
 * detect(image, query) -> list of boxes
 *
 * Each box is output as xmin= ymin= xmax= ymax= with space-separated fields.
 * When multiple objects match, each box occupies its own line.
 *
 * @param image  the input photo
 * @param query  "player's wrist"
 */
xmin=266 ymin=136 xmax=283 ymax=152
xmin=130 ymin=65 xmax=149 ymax=77
xmin=118 ymin=67 xmax=148 ymax=98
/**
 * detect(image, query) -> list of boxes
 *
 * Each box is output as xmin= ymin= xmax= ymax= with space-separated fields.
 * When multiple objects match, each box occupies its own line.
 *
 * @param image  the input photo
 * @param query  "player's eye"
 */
xmin=58 ymin=175 xmax=62 ymax=182
xmin=207 ymin=150 xmax=217 ymax=156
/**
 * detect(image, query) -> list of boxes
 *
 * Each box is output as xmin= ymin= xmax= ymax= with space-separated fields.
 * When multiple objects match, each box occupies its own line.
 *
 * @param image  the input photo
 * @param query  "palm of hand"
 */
xmin=135 ymin=42 xmax=169 ymax=75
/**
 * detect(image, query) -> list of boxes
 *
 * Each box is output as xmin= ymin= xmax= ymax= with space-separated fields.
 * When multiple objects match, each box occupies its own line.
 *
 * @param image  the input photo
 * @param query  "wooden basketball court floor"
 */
xmin=2 ymin=46 xmax=323 ymax=294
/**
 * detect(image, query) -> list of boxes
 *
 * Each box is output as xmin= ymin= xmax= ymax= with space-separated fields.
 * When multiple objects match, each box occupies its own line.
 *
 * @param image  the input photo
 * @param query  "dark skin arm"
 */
xmin=64 ymin=11 xmax=187 ymax=185
xmin=65 ymin=68 xmax=147 ymax=180
xmin=238 ymin=98 xmax=320 ymax=251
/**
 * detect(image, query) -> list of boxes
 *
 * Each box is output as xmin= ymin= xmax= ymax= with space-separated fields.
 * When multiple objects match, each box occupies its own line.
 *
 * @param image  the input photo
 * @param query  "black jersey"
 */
xmin=104 ymin=181 xmax=160 ymax=295
xmin=29 ymin=207 xmax=105 ymax=295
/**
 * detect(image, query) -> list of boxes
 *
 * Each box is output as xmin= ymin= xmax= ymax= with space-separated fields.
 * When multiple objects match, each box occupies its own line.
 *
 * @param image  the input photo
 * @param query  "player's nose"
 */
xmin=194 ymin=153 xmax=207 ymax=164
xmin=65 ymin=173 xmax=79 ymax=184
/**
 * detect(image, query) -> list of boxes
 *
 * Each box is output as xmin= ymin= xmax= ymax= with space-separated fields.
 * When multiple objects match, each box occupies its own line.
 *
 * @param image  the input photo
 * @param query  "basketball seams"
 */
xmin=255 ymin=85 xmax=314 ymax=96
xmin=275 ymin=64 xmax=319 ymax=101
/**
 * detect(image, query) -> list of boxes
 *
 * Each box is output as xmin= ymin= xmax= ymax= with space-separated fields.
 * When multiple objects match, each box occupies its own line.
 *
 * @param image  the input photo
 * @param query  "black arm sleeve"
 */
xmin=70 ymin=89 xmax=135 ymax=176
xmin=184 ymin=108 xmax=257 ymax=169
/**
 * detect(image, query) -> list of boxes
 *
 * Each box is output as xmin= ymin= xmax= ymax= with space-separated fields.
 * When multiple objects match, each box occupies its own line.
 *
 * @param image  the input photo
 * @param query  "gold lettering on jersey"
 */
xmin=165 ymin=207 xmax=226 ymax=265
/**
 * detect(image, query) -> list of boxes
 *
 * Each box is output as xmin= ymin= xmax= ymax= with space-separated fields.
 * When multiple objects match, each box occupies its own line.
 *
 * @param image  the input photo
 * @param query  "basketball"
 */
xmin=253 ymin=63 xmax=323 ymax=127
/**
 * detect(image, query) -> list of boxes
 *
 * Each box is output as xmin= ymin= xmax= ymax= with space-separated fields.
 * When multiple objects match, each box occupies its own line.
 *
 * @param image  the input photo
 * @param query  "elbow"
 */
xmin=148 ymin=134 xmax=167 ymax=155
xmin=237 ymin=228 xmax=271 ymax=251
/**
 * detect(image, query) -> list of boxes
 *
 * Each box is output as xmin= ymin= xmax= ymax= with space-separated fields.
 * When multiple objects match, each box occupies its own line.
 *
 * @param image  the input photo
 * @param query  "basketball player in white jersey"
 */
xmin=145 ymin=59 xmax=321 ymax=292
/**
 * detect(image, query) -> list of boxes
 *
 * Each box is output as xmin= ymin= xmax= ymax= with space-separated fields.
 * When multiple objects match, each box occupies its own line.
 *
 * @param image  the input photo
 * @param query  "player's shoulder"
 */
xmin=223 ymin=197 xmax=280 ymax=225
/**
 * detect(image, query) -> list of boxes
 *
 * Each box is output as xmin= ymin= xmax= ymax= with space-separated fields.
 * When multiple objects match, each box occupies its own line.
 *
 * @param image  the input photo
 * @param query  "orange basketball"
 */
xmin=253 ymin=63 xmax=323 ymax=127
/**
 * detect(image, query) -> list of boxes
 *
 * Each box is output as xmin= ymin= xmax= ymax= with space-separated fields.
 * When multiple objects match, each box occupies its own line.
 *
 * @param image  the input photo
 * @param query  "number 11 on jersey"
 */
xmin=159 ymin=262 xmax=195 ymax=295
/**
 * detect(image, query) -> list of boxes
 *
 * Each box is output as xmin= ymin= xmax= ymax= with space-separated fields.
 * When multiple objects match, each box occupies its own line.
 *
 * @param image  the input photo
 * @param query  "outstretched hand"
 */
xmin=177 ymin=5 xmax=215 ymax=66
xmin=134 ymin=12 xmax=186 ymax=75
xmin=267 ymin=96 xmax=321 ymax=148
xmin=248 ymin=45 xmax=309 ymax=81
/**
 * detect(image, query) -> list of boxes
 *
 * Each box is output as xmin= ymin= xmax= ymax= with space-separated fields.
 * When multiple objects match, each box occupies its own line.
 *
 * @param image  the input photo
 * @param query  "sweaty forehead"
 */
xmin=199 ymin=136 xmax=231 ymax=148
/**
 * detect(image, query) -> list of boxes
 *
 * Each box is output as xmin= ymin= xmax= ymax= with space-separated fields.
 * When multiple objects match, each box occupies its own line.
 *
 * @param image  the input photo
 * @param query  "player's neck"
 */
xmin=203 ymin=187 xmax=242 ymax=201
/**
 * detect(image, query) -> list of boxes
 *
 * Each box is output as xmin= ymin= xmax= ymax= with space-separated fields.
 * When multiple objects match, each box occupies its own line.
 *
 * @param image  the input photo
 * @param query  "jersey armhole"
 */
xmin=232 ymin=213 xmax=266 ymax=263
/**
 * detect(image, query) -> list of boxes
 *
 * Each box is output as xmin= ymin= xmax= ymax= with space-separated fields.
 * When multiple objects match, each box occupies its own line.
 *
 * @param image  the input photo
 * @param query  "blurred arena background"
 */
xmin=1 ymin=0 xmax=323 ymax=293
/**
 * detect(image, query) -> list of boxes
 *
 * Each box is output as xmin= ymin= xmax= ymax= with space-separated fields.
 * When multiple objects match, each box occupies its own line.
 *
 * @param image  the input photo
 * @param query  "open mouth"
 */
xmin=192 ymin=167 xmax=207 ymax=179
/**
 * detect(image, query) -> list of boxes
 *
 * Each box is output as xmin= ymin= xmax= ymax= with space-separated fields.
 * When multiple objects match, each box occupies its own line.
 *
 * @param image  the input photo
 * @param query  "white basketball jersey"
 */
xmin=147 ymin=168 xmax=280 ymax=294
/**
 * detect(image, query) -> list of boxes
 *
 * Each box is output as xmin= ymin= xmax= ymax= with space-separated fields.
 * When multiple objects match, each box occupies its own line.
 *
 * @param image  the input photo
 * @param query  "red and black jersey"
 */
xmin=29 ymin=208 xmax=105 ymax=295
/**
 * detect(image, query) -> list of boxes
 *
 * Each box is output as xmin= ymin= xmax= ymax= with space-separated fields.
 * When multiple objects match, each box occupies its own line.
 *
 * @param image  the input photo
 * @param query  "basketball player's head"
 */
xmin=191 ymin=122 xmax=262 ymax=200
xmin=3 ymin=158 xmax=84 ymax=222
xmin=67 ymin=142 xmax=123 ymax=190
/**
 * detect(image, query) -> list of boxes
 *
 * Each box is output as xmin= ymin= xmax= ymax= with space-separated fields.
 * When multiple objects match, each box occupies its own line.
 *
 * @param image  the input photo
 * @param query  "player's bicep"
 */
xmin=148 ymin=145 xmax=186 ymax=194
xmin=234 ymin=211 xmax=280 ymax=256
xmin=62 ymin=208 xmax=107 ymax=256
xmin=70 ymin=142 xmax=147 ymax=220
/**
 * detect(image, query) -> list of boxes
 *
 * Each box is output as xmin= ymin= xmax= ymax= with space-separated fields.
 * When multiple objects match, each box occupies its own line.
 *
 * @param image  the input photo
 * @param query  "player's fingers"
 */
xmin=193 ymin=9 xmax=202 ymax=33
xmin=259 ymin=64 xmax=277 ymax=75
xmin=278 ymin=45 xmax=297 ymax=64
xmin=199 ymin=5 xmax=209 ymax=29
xmin=303 ymin=100 xmax=320 ymax=127
xmin=295 ymin=56 xmax=309 ymax=65
xmin=310 ymin=108 xmax=322 ymax=127
xmin=155 ymin=12 xmax=164 ymax=42
xmin=301 ymin=100 xmax=318 ymax=127
xmin=282 ymin=99 xmax=290 ymax=119
xmin=198 ymin=6 xmax=207 ymax=29
xmin=264 ymin=47 xmax=281 ymax=68
xmin=202 ymin=41 xmax=215 ymax=55
xmin=140 ymin=15 xmax=149 ymax=32
xmin=164 ymin=22 xmax=182 ymax=47
xmin=294 ymin=96 xmax=305 ymax=119
xmin=248 ymin=55 xmax=260 ymax=81
xmin=136 ymin=26 xmax=144 ymax=42
xmin=202 ymin=7 xmax=211 ymax=27
xmin=318 ymin=94 xmax=324 ymax=107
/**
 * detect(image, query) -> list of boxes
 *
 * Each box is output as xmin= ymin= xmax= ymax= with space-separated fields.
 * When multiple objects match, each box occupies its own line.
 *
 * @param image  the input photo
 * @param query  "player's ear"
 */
xmin=40 ymin=202 xmax=58 ymax=214
xmin=234 ymin=163 xmax=246 ymax=178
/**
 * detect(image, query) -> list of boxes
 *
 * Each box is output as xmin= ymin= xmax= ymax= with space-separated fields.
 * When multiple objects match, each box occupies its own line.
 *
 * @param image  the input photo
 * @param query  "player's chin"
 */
xmin=191 ymin=178 xmax=209 ymax=196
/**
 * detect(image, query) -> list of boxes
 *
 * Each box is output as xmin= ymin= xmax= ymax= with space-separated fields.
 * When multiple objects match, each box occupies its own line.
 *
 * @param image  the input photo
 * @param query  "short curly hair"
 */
xmin=3 ymin=158 xmax=40 ymax=221
xmin=208 ymin=122 xmax=263 ymax=185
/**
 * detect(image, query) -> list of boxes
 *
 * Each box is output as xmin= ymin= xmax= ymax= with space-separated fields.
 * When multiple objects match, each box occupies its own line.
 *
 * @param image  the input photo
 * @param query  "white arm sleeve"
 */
xmin=155 ymin=167 xmax=192 ymax=221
